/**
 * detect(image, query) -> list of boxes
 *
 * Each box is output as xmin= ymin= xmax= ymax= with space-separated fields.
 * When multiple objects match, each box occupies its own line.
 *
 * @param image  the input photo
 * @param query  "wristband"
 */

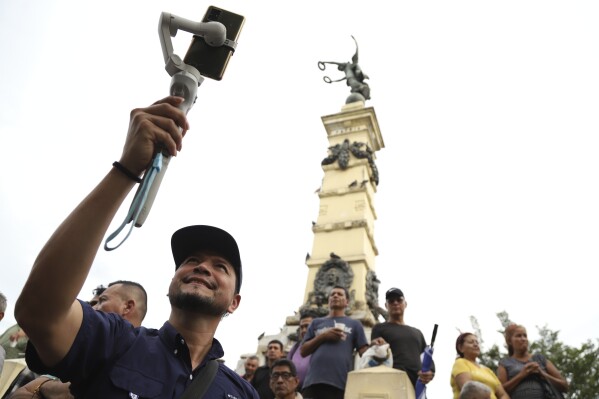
xmin=113 ymin=161 xmax=142 ymax=183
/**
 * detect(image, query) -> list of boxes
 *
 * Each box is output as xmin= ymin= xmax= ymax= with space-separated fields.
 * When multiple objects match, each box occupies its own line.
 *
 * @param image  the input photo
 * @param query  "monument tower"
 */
xmin=296 ymin=37 xmax=385 ymax=328
xmin=245 ymin=37 xmax=417 ymax=399
xmin=250 ymin=36 xmax=386 ymax=361
xmin=298 ymin=99 xmax=384 ymax=326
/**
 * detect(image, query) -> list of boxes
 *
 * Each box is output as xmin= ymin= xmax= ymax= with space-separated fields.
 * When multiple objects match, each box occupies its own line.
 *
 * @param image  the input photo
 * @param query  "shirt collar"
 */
xmin=158 ymin=321 xmax=225 ymax=361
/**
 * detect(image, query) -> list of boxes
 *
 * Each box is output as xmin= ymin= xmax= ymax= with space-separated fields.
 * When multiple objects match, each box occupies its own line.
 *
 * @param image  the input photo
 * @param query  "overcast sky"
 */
xmin=1 ymin=1 xmax=598 ymax=397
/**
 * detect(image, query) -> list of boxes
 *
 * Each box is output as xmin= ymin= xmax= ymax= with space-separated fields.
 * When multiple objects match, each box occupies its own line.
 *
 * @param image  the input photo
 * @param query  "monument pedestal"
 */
xmin=344 ymin=366 xmax=415 ymax=399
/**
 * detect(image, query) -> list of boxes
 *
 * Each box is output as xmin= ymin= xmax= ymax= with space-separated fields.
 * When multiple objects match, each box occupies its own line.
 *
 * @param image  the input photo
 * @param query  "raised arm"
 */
xmin=14 ymin=96 xmax=189 ymax=367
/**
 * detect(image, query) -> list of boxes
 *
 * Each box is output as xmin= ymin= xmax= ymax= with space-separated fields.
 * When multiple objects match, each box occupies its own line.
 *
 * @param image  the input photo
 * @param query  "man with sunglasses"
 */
xmin=370 ymin=288 xmax=435 ymax=391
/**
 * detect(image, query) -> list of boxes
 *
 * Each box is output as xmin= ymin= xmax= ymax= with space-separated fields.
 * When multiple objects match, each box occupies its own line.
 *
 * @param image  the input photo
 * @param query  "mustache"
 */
xmin=183 ymin=275 xmax=216 ymax=289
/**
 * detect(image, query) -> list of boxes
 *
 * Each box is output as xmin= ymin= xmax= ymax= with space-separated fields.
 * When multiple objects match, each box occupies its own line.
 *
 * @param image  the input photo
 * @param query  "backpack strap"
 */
xmin=179 ymin=359 xmax=219 ymax=399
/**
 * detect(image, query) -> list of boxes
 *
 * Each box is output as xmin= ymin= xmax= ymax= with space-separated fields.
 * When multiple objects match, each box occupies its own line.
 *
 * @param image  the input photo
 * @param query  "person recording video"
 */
xmin=14 ymin=96 xmax=258 ymax=398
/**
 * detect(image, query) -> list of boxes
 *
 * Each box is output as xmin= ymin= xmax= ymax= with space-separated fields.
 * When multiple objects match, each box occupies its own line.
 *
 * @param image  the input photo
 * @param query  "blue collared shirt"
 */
xmin=26 ymin=301 xmax=258 ymax=399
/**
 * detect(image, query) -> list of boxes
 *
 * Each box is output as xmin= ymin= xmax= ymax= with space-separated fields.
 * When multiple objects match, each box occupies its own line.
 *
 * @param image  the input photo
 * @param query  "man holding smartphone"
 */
xmin=14 ymin=96 xmax=259 ymax=398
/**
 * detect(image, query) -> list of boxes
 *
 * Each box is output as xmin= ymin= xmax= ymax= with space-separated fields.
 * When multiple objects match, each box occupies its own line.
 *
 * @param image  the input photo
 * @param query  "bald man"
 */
xmin=8 ymin=281 xmax=147 ymax=399
xmin=460 ymin=381 xmax=492 ymax=399
xmin=92 ymin=280 xmax=147 ymax=328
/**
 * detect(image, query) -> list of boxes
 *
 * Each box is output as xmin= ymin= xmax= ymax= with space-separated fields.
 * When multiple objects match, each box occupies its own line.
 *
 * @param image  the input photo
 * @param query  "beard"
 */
xmin=169 ymin=290 xmax=228 ymax=317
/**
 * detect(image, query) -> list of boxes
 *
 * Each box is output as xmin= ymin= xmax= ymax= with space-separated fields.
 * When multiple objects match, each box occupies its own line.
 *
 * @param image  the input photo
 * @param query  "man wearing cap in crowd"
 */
xmin=14 ymin=96 xmax=258 ymax=398
xmin=371 ymin=288 xmax=435 ymax=390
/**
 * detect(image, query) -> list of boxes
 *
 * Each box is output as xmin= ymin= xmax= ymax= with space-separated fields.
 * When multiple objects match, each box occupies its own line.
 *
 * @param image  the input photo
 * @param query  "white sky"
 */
xmin=1 ymin=1 xmax=598 ymax=397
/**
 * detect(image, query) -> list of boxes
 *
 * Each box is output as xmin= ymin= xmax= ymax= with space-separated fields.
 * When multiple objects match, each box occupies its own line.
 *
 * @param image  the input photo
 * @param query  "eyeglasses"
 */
xmin=270 ymin=372 xmax=294 ymax=381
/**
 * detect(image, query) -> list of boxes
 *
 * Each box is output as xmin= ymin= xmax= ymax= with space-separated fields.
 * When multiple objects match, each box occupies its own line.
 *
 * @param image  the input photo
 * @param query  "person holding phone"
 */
xmin=14 ymin=96 xmax=259 ymax=398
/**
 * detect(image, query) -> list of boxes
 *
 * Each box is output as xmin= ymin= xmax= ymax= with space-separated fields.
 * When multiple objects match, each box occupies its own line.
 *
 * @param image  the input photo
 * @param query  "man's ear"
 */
xmin=122 ymin=299 xmax=135 ymax=316
xmin=0 ymin=311 xmax=4 ymax=321
xmin=227 ymin=294 xmax=241 ymax=314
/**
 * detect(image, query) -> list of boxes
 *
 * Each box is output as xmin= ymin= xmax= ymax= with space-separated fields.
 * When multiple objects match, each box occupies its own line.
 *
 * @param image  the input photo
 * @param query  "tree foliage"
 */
xmin=471 ymin=312 xmax=599 ymax=399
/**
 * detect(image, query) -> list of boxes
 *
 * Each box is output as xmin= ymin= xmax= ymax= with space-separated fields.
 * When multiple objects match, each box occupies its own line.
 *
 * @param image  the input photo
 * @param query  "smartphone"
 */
xmin=183 ymin=6 xmax=245 ymax=81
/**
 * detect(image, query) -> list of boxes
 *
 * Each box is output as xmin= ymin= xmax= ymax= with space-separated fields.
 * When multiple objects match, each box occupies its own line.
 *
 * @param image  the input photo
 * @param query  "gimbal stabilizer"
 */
xmin=105 ymin=12 xmax=233 ymax=250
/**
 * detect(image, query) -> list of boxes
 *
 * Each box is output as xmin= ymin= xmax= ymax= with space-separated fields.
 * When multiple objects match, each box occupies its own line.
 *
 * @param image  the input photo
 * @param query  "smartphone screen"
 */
xmin=183 ymin=6 xmax=245 ymax=81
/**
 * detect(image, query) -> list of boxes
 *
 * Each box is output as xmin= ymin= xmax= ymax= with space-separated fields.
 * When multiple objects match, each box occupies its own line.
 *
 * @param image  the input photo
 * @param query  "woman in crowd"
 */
xmin=450 ymin=332 xmax=510 ymax=399
xmin=497 ymin=324 xmax=568 ymax=398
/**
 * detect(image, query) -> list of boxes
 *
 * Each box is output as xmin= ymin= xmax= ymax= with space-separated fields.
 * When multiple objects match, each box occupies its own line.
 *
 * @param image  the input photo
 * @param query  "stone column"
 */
xmin=299 ymin=100 xmax=385 ymax=327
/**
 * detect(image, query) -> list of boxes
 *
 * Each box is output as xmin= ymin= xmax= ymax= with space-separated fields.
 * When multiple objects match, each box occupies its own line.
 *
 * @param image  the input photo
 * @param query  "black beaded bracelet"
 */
xmin=112 ymin=161 xmax=142 ymax=183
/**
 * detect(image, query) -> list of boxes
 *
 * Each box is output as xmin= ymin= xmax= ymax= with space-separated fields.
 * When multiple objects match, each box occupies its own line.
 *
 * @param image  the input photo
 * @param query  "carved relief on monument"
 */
xmin=321 ymin=139 xmax=380 ymax=185
xmin=366 ymin=270 xmax=388 ymax=322
xmin=300 ymin=253 xmax=355 ymax=317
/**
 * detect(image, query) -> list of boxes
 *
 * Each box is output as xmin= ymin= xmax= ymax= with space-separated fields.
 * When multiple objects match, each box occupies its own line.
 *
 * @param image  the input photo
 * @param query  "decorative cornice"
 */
xmin=312 ymin=219 xmax=368 ymax=233
xmin=318 ymin=184 xmax=368 ymax=198
xmin=311 ymin=219 xmax=378 ymax=256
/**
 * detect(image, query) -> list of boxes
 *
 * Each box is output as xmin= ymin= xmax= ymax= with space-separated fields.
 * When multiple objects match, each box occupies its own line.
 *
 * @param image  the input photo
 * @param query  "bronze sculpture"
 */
xmin=318 ymin=36 xmax=371 ymax=103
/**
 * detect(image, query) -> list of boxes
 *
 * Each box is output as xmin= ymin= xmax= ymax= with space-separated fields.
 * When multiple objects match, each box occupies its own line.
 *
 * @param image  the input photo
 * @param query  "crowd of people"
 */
xmin=1 ymin=268 xmax=571 ymax=399
xmin=238 ymin=309 xmax=569 ymax=399
xmin=238 ymin=289 xmax=568 ymax=399
xmin=0 ymin=97 xmax=570 ymax=399
xmin=1 ymin=279 xmax=570 ymax=399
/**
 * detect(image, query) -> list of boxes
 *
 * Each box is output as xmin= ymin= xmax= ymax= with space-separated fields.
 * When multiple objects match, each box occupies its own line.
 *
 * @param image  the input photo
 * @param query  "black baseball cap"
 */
xmin=171 ymin=225 xmax=242 ymax=293
xmin=385 ymin=287 xmax=404 ymax=300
